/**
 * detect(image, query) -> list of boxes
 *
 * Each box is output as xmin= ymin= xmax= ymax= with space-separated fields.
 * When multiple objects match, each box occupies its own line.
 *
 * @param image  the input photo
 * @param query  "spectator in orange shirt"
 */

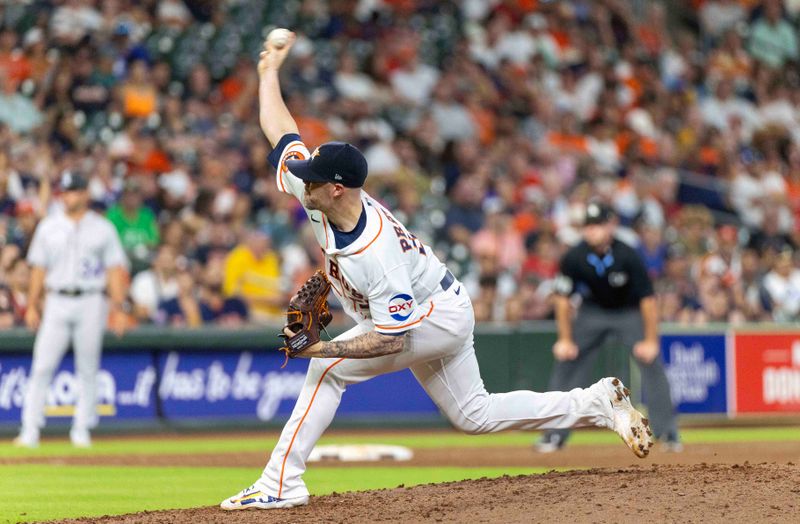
xmin=0 ymin=28 xmax=31 ymax=86
xmin=118 ymin=59 xmax=157 ymax=118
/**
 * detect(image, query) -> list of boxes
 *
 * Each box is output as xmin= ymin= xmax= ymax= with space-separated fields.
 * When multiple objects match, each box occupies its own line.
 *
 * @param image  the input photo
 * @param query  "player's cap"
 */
xmin=59 ymin=171 xmax=89 ymax=192
xmin=584 ymin=202 xmax=614 ymax=225
xmin=285 ymin=142 xmax=368 ymax=188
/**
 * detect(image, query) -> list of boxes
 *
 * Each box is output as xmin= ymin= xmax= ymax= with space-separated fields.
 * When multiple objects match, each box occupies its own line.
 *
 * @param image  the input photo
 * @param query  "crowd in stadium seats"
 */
xmin=1 ymin=0 xmax=800 ymax=328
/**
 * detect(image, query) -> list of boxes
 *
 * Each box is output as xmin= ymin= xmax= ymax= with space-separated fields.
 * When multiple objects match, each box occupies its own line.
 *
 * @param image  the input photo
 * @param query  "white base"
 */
xmin=308 ymin=444 xmax=413 ymax=462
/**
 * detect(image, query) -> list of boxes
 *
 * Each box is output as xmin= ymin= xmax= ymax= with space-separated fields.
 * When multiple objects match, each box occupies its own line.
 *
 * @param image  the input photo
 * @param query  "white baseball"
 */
xmin=268 ymin=28 xmax=291 ymax=49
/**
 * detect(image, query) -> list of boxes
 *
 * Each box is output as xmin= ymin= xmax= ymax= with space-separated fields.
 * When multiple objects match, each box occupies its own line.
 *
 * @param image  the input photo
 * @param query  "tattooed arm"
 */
xmin=284 ymin=328 xmax=407 ymax=359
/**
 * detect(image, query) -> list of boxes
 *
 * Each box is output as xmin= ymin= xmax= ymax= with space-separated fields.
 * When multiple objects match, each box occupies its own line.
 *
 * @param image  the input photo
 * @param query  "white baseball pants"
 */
xmin=257 ymin=287 xmax=615 ymax=499
xmin=21 ymin=293 xmax=107 ymax=433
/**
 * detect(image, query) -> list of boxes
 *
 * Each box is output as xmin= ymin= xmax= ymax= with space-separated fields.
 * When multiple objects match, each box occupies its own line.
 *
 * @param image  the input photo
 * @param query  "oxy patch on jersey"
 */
xmin=388 ymin=293 xmax=414 ymax=321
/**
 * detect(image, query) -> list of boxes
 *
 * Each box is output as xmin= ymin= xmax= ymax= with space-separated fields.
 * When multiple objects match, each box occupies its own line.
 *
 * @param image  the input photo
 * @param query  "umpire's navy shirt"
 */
xmin=554 ymin=239 xmax=654 ymax=309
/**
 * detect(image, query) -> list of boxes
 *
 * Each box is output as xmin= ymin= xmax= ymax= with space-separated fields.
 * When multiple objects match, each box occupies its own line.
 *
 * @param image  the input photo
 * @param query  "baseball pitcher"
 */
xmin=13 ymin=172 xmax=129 ymax=448
xmin=220 ymin=32 xmax=654 ymax=511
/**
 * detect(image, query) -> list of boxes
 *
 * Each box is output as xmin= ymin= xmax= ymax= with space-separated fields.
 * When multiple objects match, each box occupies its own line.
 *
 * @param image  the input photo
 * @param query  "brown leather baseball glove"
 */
xmin=279 ymin=269 xmax=333 ymax=365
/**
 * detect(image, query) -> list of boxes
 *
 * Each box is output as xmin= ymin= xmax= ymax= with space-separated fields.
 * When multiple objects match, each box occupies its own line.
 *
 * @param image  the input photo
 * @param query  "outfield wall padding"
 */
xmin=0 ymin=323 xmax=798 ymax=430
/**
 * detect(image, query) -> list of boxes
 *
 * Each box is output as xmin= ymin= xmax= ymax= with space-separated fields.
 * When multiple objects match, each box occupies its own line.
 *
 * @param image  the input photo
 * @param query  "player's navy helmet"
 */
xmin=59 ymin=171 xmax=89 ymax=191
xmin=584 ymin=202 xmax=614 ymax=225
xmin=285 ymin=142 xmax=368 ymax=188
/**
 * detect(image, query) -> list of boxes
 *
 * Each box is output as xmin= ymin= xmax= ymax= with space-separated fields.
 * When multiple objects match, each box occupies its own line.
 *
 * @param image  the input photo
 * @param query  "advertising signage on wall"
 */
xmin=660 ymin=334 xmax=728 ymax=414
xmin=0 ymin=354 xmax=156 ymax=424
xmin=157 ymin=351 xmax=309 ymax=420
xmin=4 ymin=328 xmax=800 ymax=426
xmin=0 ymin=350 xmax=439 ymax=425
xmin=157 ymin=351 xmax=438 ymax=420
xmin=733 ymin=332 xmax=800 ymax=414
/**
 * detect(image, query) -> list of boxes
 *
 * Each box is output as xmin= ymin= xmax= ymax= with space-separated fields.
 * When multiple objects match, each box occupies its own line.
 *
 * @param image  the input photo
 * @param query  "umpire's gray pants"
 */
xmin=543 ymin=304 xmax=678 ymax=442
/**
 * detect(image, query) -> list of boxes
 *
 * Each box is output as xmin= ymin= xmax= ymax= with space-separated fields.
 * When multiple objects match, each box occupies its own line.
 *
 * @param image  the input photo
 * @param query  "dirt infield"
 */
xmin=10 ymin=431 xmax=797 ymax=523
xmin=51 ymin=463 xmax=799 ymax=524
xmin=6 ymin=440 xmax=800 ymax=469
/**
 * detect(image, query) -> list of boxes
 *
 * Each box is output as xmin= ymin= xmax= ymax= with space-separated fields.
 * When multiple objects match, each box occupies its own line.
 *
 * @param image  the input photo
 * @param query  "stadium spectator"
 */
xmin=636 ymin=222 xmax=668 ymax=280
xmin=731 ymin=247 xmax=770 ymax=321
xmin=70 ymin=46 xmax=111 ymax=116
xmin=0 ymin=242 xmax=20 ymax=281
xmin=11 ymin=200 xmax=39 ymax=251
xmin=472 ymin=273 xmax=499 ymax=323
xmin=334 ymin=52 xmax=380 ymax=103
xmin=0 ymin=170 xmax=18 ymax=216
xmin=505 ymin=275 xmax=554 ymax=322
xmin=199 ymin=257 xmax=248 ymax=326
xmin=1 ymin=0 xmax=800 ymax=327
xmin=106 ymin=178 xmax=159 ymax=273
xmin=156 ymin=268 xmax=202 ymax=328
xmin=700 ymin=0 xmax=748 ymax=40
xmin=521 ymin=233 xmax=561 ymax=281
xmin=748 ymin=0 xmax=799 ymax=69
xmin=762 ymin=249 xmax=800 ymax=321
xmin=0 ymin=257 xmax=28 ymax=327
xmin=471 ymin=207 xmax=525 ymax=274
xmin=223 ymin=230 xmax=283 ymax=322
xmin=0 ymin=68 xmax=42 ymax=134
xmin=118 ymin=58 xmax=157 ymax=119
xmin=0 ymin=27 xmax=31 ymax=86
xmin=49 ymin=0 xmax=103 ymax=46
xmin=130 ymin=244 xmax=180 ymax=322
xmin=389 ymin=46 xmax=440 ymax=107
xmin=157 ymin=0 xmax=193 ymax=30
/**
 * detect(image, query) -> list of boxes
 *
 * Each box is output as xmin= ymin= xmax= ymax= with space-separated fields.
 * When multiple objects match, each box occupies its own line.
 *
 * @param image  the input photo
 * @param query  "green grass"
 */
xmin=0 ymin=426 xmax=797 ymax=458
xmin=0 ymin=465 xmax=549 ymax=523
xmin=1 ymin=426 xmax=798 ymax=521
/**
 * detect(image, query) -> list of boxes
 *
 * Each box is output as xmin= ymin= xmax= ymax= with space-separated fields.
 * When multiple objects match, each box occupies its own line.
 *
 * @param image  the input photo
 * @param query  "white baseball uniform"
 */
xmin=255 ymin=135 xmax=618 ymax=499
xmin=20 ymin=209 xmax=128 ymax=439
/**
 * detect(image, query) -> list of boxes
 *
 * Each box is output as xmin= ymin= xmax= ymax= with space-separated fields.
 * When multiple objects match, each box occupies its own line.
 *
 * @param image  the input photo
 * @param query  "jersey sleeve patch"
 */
xmin=368 ymin=270 xmax=426 ymax=333
xmin=388 ymin=293 xmax=415 ymax=322
xmin=274 ymin=138 xmax=310 ymax=200
xmin=267 ymin=133 xmax=301 ymax=169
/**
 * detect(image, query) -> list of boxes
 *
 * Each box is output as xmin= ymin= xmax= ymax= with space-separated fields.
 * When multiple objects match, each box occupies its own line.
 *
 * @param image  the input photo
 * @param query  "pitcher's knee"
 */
xmin=447 ymin=396 xmax=491 ymax=435
xmin=454 ymin=419 xmax=489 ymax=435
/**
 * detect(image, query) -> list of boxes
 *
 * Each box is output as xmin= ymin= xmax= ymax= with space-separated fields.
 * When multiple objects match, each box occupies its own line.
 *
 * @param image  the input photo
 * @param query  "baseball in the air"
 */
xmin=268 ymin=28 xmax=291 ymax=49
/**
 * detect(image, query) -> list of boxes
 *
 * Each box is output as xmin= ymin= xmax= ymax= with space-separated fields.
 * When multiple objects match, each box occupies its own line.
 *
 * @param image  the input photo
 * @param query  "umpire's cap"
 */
xmin=285 ymin=142 xmax=368 ymax=188
xmin=584 ymin=202 xmax=614 ymax=225
xmin=59 ymin=171 xmax=89 ymax=191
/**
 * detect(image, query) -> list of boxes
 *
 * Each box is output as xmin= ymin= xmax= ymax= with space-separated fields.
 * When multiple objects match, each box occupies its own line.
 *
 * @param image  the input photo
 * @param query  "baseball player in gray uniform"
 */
xmin=13 ymin=172 xmax=129 ymax=448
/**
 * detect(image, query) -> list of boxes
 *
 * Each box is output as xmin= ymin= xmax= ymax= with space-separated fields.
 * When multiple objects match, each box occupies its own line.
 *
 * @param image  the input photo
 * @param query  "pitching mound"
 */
xmin=53 ymin=462 xmax=798 ymax=523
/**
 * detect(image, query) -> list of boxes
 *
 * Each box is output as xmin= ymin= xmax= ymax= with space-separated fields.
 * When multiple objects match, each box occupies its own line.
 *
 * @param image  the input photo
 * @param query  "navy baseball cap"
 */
xmin=60 ymin=171 xmax=88 ymax=191
xmin=584 ymin=202 xmax=614 ymax=225
xmin=285 ymin=142 xmax=368 ymax=188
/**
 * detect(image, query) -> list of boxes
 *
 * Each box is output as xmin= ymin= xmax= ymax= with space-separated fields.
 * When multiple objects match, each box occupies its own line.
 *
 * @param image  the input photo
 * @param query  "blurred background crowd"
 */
xmin=1 ymin=0 xmax=800 ymax=328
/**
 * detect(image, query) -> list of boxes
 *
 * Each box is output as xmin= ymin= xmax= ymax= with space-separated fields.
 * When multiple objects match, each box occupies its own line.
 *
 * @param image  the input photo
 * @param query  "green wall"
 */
xmin=0 ymin=323 xmax=633 ymax=394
